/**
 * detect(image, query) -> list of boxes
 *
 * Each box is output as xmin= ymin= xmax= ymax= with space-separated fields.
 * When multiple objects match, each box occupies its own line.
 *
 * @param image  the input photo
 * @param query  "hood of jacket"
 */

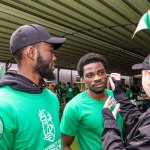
xmin=0 ymin=71 xmax=46 ymax=94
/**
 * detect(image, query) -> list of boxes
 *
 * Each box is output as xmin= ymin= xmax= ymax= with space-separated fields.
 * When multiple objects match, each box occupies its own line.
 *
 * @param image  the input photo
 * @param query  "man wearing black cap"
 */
xmin=101 ymin=54 xmax=150 ymax=150
xmin=0 ymin=24 xmax=66 ymax=149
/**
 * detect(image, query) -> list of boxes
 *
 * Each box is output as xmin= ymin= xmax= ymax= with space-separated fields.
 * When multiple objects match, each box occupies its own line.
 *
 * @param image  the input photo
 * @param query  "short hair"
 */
xmin=77 ymin=53 xmax=108 ymax=77
xmin=124 ymin=84 xmax=129 ymax=88
xmin=13 ymin=48 xmax=25 ymax=67
xmin=13 ymin=43 xmax=39 ymax=67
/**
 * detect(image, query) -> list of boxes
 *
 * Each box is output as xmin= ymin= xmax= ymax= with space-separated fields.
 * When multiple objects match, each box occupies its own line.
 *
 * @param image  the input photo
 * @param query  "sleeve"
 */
xmin=102 ymin=108 xmax=150 ymax=150
xmin=101 ymin=108 xmax=125 ymax=150
xmin=60 ymin=103 xmax=81 ymax=136
xmin=0 ymin=105 xmax=16 ymax=149
xmin=125 ymin=113 xmax=150 ymax=149
xmin=113 ymin=81 xmax=141 ymax=126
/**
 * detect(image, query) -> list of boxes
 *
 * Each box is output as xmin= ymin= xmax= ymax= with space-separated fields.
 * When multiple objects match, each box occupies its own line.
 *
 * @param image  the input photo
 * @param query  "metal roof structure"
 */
xmin=1 ymin=0 xmax=150 ymax=75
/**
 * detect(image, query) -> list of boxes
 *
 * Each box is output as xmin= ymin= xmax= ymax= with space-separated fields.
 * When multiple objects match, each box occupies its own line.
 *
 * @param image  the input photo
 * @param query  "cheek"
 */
xmin=84 ymin=78 xmax=92 ymax=86
xmin=46 ymin=57 xmax=53 ymax=66
xmin=142 ymin=77 xmax=146 ymax=89
xmin=142 ymin=76 xmax=149 ymax=93
xmin=103 ymin=76 xmax=107 ymax=82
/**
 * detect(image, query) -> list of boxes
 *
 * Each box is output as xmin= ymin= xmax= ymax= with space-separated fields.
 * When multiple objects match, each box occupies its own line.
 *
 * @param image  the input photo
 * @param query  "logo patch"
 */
xmin=39 ymin=109 xmax=55 ymax=142
xmin=0 ymin=117 xmax=4 ymax=139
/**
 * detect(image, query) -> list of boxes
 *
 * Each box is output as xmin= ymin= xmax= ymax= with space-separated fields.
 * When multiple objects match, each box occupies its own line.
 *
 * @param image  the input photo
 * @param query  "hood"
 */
xmin=0 ymin=71 xmax=46 ymax=94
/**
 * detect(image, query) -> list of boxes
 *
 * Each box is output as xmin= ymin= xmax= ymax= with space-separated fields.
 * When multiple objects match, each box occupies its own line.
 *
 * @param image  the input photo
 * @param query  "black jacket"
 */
xmin=101 ymin=81 xmax=150 ymax=150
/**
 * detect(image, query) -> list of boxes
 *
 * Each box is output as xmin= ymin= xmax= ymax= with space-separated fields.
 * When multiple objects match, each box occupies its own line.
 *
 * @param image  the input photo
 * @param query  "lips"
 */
xmin=94 ymin=83 xmax=105 ymax=88
xmin=52 ymin=66 xmax=55 ymax=70
xmin=51 ymin=63 xmax=56 ymax=70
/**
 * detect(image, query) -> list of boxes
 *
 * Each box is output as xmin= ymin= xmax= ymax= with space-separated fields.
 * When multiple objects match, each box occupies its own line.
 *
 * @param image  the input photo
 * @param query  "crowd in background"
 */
xmin=46 ymin=81 xmax=80 ymax=118
xmin=120 ymin=84 xmax=150 ymax=112
xmin=47 ymin=81 xmax=150 ymax=119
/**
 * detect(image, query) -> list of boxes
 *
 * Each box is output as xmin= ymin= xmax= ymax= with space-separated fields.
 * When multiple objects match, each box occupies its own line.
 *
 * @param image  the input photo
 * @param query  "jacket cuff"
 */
xmin=102 ymin=108 xmax=119 ymax=129
xmin=115 ymin=93 xmax=128 ymax=102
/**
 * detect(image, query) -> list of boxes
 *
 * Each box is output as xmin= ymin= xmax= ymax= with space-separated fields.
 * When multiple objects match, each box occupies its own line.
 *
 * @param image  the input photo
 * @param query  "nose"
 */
xmin=53 ymin=53 xmax=57 ymax=61
xmin=94 ymin=74 xmax=101 ymax=81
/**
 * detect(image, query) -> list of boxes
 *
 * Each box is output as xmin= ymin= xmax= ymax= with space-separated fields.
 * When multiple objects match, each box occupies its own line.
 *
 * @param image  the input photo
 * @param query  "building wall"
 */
xmin=121 ymin=75 xmax=133 ymax=87
xmin=57 ymin=69 xmax=77 ymax=85
xmin=6 ymin=63 xmax=133 ymax=87
xmin=7 ymin=64 xmax=78 ymax=85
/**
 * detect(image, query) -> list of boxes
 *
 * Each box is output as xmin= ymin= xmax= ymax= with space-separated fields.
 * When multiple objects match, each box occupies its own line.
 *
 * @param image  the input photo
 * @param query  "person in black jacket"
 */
xmin=101 ymin=54 xmax=150 ymax=150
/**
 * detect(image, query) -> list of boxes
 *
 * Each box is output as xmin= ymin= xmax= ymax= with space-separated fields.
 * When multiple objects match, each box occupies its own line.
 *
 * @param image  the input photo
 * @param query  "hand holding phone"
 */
xmin=103 ymin=96 xmax=120 ymax=120
xmin=111 ymin=97 xmax=118 ymax=106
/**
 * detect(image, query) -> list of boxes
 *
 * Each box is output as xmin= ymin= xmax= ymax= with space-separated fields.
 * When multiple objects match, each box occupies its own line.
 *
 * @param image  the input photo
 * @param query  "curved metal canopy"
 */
xmin=1 ymin=0 xmax=150 ymax=75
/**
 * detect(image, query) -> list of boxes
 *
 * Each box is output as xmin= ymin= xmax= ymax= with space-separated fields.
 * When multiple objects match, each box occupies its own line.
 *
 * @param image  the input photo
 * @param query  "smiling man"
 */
xmin=0 ymin=24 xmax=66 ymax=149
xmin=60 ymin=53 xmax=124 ymax=150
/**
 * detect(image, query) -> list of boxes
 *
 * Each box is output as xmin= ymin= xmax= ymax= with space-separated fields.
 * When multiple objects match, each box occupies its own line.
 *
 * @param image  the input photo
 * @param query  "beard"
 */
xmin=88 ymin=81 xmax=106 ymax=94
xmin=89 ymin=87 xmax=105 ymax=94
xmin=35 ymin=51 xmax=56 ymax=81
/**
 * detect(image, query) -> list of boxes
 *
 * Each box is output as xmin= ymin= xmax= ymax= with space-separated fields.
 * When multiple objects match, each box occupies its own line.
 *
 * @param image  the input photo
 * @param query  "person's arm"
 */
xmin=113 ymin=80 xmax=141 ymax=126
xmin=101 ymin=108 xmax=125 ymax=150
xmin=0 ymin=108 xmax=15 ymax=149
xmin=109 ymin=73 xmax=141 ymax=126
xmin=60 ymin=102 xmax=80 ymax=150
xmin=102 ymin=106 xmax=150 ymax=150
xmin=0 ymin=125 xmax=14 ymax=149
xmin=61 ymin=134 xmax=75 ymax=150
xmin=144 ymin=96 xmax=150 ymax=100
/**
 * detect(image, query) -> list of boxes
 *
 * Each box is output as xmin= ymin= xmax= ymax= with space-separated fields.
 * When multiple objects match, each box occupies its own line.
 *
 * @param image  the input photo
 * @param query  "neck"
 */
xmin=87 ymin=89 xmax=107 ymax=101
xmin=17 ymin=67 xmax=41 ymax=86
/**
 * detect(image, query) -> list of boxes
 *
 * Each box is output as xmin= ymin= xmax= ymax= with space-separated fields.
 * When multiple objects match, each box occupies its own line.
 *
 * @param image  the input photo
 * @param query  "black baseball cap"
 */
xmin=10 ymin=24 xmax=66 ymax=54
xmin=132 ymin=54 xmax=150 ymax=70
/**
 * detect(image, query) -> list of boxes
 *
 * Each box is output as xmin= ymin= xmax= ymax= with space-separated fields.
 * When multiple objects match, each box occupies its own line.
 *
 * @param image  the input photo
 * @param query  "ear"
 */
xmin=26 ymin=46 xmax=35 ymax=60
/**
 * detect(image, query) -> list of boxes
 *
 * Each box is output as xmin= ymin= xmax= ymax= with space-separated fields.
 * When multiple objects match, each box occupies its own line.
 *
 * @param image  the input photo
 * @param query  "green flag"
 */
xmin=132 ymin=10 xmax=150 ymax=38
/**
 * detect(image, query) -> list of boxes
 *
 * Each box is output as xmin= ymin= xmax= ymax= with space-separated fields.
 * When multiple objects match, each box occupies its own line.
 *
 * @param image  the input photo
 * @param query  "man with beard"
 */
xmin=0 ymin=24 xmax=66 ymax=149
xmin=60 ymin=53 xmax=123 ymax=150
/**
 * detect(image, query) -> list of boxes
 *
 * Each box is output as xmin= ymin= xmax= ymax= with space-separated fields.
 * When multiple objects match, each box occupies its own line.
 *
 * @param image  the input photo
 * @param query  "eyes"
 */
xmin=85 ymin=70 xmax=106 ymax=78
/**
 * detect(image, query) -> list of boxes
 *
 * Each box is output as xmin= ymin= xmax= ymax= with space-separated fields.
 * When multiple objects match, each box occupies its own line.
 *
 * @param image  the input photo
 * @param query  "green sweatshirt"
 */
xmin=0 ymin=86 xmax=62 ymax=150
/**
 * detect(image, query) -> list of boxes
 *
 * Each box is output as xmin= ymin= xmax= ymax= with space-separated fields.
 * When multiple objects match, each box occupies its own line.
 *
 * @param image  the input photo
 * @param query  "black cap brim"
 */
xmin=132 ymin=63 xmax=144 ymax=70
xmin=47 ymin=37 xmax=66 ymax=50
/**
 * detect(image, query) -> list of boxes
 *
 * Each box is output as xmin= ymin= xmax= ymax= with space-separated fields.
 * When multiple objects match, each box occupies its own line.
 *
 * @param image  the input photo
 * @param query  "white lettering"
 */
xmin=43 ymin=139 xmax=62 ymax=150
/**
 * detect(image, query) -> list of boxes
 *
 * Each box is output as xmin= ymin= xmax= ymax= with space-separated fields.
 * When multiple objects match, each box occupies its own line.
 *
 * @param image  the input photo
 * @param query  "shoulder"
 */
xmin=105 ymin=89 xmax=114 ymax=97
xmin=64 ymin=91 xmax=87 ymax=112
xmin=45 ymin=88 xmax=58 ymax=97
xmin=67 ymin=91 xmax=87 ymax=104
xmin=105 ymin=89 xmax=113 ymax=93
xmin=0 ymin=86 xmax=17 ymax=100
xmin=61 ymin=93 xmax=86 ymax=120
xmin=0 ymin=86 xmax=12 ymax=93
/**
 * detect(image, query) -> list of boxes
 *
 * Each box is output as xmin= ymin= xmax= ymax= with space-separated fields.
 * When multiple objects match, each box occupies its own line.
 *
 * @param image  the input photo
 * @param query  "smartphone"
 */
xmin=111 ymin=98 xmax=118 ymax=106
